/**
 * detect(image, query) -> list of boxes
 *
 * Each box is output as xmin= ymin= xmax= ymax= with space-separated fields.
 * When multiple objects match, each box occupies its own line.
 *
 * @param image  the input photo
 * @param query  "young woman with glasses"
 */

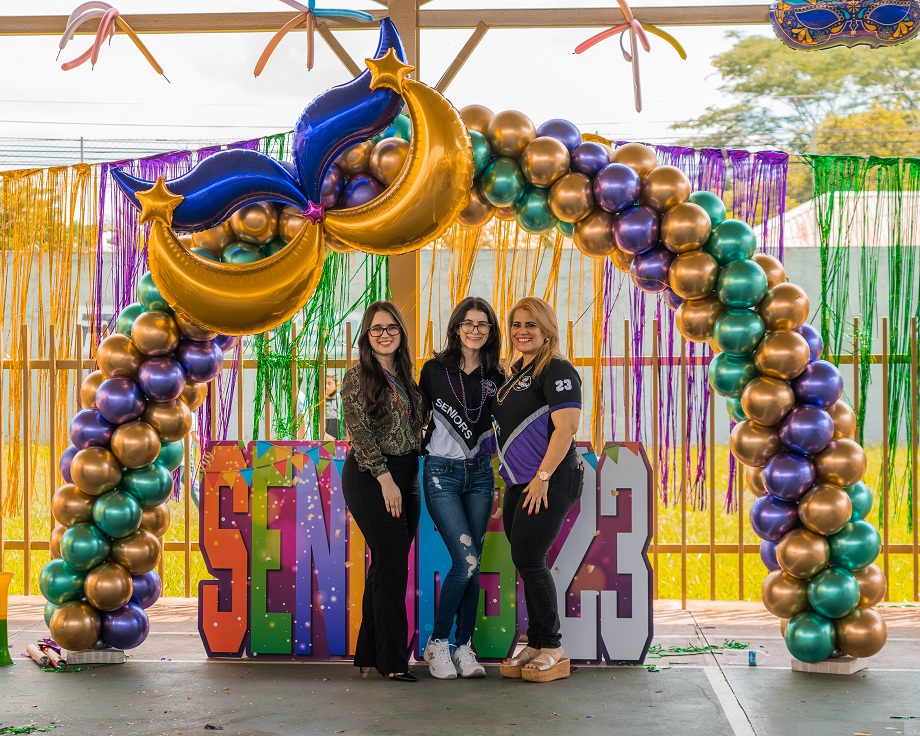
xmin=418 ymin=297 xmax=504 ymax=679
xmin=341 ymin=300 xmax=427 ymax=682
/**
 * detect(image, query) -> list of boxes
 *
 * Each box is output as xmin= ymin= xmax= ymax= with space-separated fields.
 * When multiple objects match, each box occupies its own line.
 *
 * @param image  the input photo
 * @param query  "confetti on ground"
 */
xmin=646 ymin=640 xmax=749 ymax=659
xmin=0 ymin=727 xmax=56 ymax=735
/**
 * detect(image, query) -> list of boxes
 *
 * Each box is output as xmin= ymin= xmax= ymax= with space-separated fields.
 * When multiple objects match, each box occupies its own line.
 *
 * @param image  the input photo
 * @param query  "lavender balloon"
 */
xmin=96 ymin=377 xmax=147 ymax=425
xmin=101 ymin=602 xmax=150 ymax=650
xmin=176 ymin=339 xmax=223 ymax=383
xmin=138 ymin=356 xmax=187 ymax=402
xmin=594 ymin=163 xmax=642 ymax=214
xmin=320 ymin=164 xmax=344 ymax=208
xmin=342 ymin=174 xmax=385 ymax=208
xmin=779 ymin=405 xmax=834 ymax=455
xmin=614 ymin=204 xmax=660 ymax=255
xmin=797 ymin=323 xmax=824 ymax=361
xmin=664 ymin=289 xmax=685 ymax=312
xmin=60 ymin=445 xmax=78 ymax=484
xmin=130 ymin=569 xmax=162 ymax=610
xmin=535 ymin=118 xmax=582 ymax=152
xmin=630 ymin=245 xmax=674 ymax=294
xmin=570 ymin=142 xmax=610 ymax=177
xmin=750 ymin=494 xmax=801 ymax=542
xmin=214 ymin=334 xmax=241 ymax=353
xmin=69 ymin=409 xmax=116 ymax=450
xmin=763 ymin=452 xmax=816 ymax=501
xmin=760 ymin=540 xmax=780 ymax=571
xmin=792 ymin=360 xmax=844 ymax=408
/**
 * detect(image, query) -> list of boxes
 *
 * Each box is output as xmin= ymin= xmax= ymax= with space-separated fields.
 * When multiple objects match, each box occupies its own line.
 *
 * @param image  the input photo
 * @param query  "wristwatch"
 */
xmin=536 ymin=469 xmax=550 ymax=482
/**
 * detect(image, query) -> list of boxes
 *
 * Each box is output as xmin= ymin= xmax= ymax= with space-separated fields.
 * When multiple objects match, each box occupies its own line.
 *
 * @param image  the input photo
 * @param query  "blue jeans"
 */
xmin=423 ymin=454 xmax=495 ymax=644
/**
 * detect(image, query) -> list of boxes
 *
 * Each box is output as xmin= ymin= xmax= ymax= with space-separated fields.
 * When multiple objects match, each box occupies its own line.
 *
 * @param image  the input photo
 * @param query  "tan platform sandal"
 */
xmin=499 ymin=646 xmax=540 ymax=679
xmin=520 ymin=650 xmax=570 ymax=683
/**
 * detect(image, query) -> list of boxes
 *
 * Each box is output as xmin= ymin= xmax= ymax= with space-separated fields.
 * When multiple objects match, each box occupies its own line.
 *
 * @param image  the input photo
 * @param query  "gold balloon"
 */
xmin=853 ymin=564 xmax=887 ymax=608
xmin=776 ymin=528 xmax=830 ymax=579
xmin=131 ymin=310 xmax=180 ymax=357
xmin=70 ymin=447 xmax=123 ymax=497
xmin=611 ymin=142 xmax=658 ymax=178
xmin=799 ymin=483 xmax=853 ymax=535
xmin=668 ymin=250 xmax=719 ymax=300
xmin=573 ymin=209 xmax=616 ymax=258
xmin=143 ymin=398 xmax=193 ymax=443
xmin=229 ymin=201 xmax=279 ymax=245
xmin=494 ymin=206 xmax=516 ymax=222
xmin=661 ymin=202 xmax=712 ymax=253
xmin=460 ymin=104 xmax=494 ymax=134
xmin=50 ymin=524 xmax=66 ymax=559
xmin=50 ymin=601 xmax=102 ymax=652
xmin=610 ymin=247 xmax=635 ymax=274
xmin=813 ymin=439 xmax=868 ymax=487
xmin=279 ymin=205 xmax=307 ymax=243
xmin=520 ymin=136 xmax=570 ymax=188
xmin=757 ymin=283 xmax=810 ymax=331
xmin=730 ymin=420 xmax=782 ymax=467
xmin=675 ymin=294 xmax=726 ymax=343
xmin=140 ymin=503 xmax=171 ymax=538
xmin=485 ymin=110 xmax=536 ymax=159
xmin=639 ymin=166 xmax=691 ymax=213
xmin=754 ymin=330 xmax=811 ymax=380
xmin=110 ymin=530 xmax=161 ymax=575
xmin=828 ymin=400 xmax=857 ymax=440
xmin=191 ymin=221 xmax=235 ymax=257
xmin=370 ymin=137 xmax=410 ymax=186
xmin=752 ymin=252 xmax=787 ymax=288
xmin=323 ymin=79 xmax=474 ymax=256
xmin=456 ymin=186 xmax=495 ymax=228
xmin=178 ymin=233 xmax=194 ymax=249
xmin=741 ymin=376 xmax=796 ymax=427
xmin=80 ymin=370 xmax=106 ymax=409
xmin=761 ymin=570 xmax=809 ymax=619
xmin=780 ymin=618 xmax=789 ymax=637
xmin=84 ymin=562 xmax=134 ymax=611
xmin=52 ymin=483 xmax=96 ymax=527
xmin=744 ymin=465 xmax=767 ymax=497
xmin=335 ymin=139 xmax=374 ymax=176
xmin=835 ymin=608 xmax=887 ymax=658
xmin=96 ymin=334 xmax=144 ymax=379
xmin=175 ymin=311 xmax=218 ymax=342
xmin=324 ymin=233 xmax=355 ymax=253
xmin=548 ymin=173 xmax=595 ymax=223
xmin=181 ymin=380 xmax=209 ymax=412
xmin=111 ymin=420 xmax=161 ymax=469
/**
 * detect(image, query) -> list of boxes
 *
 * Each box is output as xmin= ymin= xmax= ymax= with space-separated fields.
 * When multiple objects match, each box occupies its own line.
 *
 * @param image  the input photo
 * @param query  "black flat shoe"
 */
xmin=388 ymin=671 xmax=418 ymax=682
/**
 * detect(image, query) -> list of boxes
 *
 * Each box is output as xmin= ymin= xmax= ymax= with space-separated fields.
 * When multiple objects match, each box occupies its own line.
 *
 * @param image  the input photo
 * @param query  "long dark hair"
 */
xmin=435 ymin=296 xmax=501 ymax=375
xmin=356 ymin=300 xmax=425 ymax=427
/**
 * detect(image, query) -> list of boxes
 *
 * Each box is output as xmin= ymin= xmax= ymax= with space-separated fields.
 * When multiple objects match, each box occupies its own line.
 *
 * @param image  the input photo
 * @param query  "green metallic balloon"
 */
xmin=115 ymin=303 xmax=146 ymax=338
xmin=156 ymin=441 xmax=185 ymax=473
xmin=828 ymin=520 xmax=881 ymax=571
xmin=92 ymin=490 xmax=143 ymax=539
xmin=39 ymin=558 xmax=87 ymax=604
xmin=381 ymin=113 xmax=411 ymax=142
xmin=222 ymin=242 xmax=264 ymax=265
xmin=845 ymin=481 xmax=874 ymax=521
xmin=514 ymin=186 xmax=558 ymax=234
xmin=785 ymin=610 xmax=837 ymax=663
xmin=60 ymin=522 xmax=112 ymax=572
xmin=726 ymin=397 xmax=748 ymax=423
xmin=260 ymin=239 xmax=287 ymax=258
xmin=712 ymin=309 xmax=766 ymax=355
xmin=703 ymin=220 xmax=757 ymax=266
xmin=44 ymin=601 xmax=60 ymax=628
xmin=137 ymin=272 xmax=173 ymax=314
xmin=556 ymin=220 xmax=575 ymax=238
xmin=122 ymin=462 xmax=175 ymax=508
xmin=716 ymin=259 xmax=768 ymax=308
xmin=191 ymin=246 xmax=220 ymax=261
xmin=480 ymin=157 xmax=526 ymax=208
xmin=688 ymin=191 xmax=727 ymax=228
xmin=709 ymin=352 xmax=760 ymax=398
xmin=807 ymin=567 xmax=860 ymax=619
xmin=470 ymin=129 xmax=493 ymax=179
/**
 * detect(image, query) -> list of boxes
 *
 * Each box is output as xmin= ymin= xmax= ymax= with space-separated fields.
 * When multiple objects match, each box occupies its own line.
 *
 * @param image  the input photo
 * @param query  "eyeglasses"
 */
xmin=368 ymin=324 xmax=401 ymax=337
xmin=459 ymin=321 xmax=492 ymax=334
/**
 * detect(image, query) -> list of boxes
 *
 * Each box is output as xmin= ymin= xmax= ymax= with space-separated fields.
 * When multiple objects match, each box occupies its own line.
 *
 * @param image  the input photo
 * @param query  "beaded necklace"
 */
xmin=495 ymin=362 xmax=534 ymax=406
xmin=382 ymin=367 xmax=413 ymax=418
xmin=445 ymin=358 xmax=487 ymax=423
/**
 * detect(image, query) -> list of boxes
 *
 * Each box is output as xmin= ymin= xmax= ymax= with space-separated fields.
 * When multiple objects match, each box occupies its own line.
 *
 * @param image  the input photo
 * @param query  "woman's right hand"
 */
xmin=379 ymin=473 xmax=403 ymax=518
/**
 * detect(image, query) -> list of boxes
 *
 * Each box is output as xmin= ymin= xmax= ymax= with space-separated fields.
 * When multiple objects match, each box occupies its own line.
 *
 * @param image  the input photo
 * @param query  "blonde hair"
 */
xmin=505 ymin=297 xmax=565 ymax=378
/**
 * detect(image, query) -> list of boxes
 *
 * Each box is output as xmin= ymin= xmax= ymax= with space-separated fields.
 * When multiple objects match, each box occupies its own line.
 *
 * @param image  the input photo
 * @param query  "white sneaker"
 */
xmin=423 ymin=637 xmax=457 ymax=679
xmin=452 ymin=640 xmax=486 ymax=678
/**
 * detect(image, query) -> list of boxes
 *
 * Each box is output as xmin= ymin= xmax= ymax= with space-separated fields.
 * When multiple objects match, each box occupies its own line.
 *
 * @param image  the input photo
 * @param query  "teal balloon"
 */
xmin=556 ymin=220 xmax=575 ymax=237
xmin=122 ymin=462 xmax=175 ymax=508
xmin=480 ymin=157 xmax=526 ymax=208
xmin=93 ymin=490 xmax=143 ymax=539
xmin=60 ymin=522 xmax=111 ymax=572
xmin=709 ymin=352 xmax=760 ymax=398
xmin=704 ymin=220 xmax=757 ymax=266
xmin=688 ymin=191 xmax=727 ymax=227
xmin=191 ymin=247 xmax=220 ymax=261
xmin=222 ymin=242 xmax=264 ymax=264
xmin=381 ymin=113 xmax=411 ymax=141
xmin=44 ymin=601 xmax=60 ymax=628
xmin=470 ymin=130 xmax=493 ymax=178
xmin=115 ymin=303 xmax=146 ymax=337
xmin=726 ymin=397 xmax=748 ymax=423
xmin=40 ymin=559 xmax=87 ymax=604
xmin=713 ymin=309 xmax=766 ymax=355
xmin=785 ymin=610 xmax=837 ymax=663
xmin=716 ymin=259 xmax=768 ymax=308
xmin=137 ymin=272 xmax=173 ymax=314
xmin=845 ymin=481 xmax=874 ymax=521
xmin=514 ymin=186 xmax=558 ymax=234
xmin=807 ymin=567 xmax=860 ymax=619
xmin=156 ymin=441 xmax=184 ymax=473
xmin=261 ymin=238 xmax=287 ymax=258
xmin=828 ymin=520 xmax=881 ymax=571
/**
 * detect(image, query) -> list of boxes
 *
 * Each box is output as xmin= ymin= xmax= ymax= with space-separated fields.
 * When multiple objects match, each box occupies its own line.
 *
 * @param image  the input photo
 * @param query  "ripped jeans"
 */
xmin=423 ymin=454 xmax=496 ymax=645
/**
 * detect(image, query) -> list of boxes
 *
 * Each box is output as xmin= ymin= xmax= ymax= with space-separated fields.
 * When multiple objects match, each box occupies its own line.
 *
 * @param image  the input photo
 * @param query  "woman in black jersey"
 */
xmin=492 ymin=296 xmax=584 ymax=683
xmin=418 ymin=296 xmax=503 ymax=679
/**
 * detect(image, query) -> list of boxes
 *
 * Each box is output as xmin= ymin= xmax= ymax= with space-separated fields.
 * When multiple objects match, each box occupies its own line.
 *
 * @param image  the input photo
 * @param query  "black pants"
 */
xmin=502 ymin=450 xmax=584 ymax=650
xmin=342 ymin=450 xmax=421 ymax=675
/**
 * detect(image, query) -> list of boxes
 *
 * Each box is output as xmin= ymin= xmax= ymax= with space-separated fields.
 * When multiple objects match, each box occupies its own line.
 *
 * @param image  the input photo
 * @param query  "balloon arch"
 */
xmin=40 ymin=18 xmax=886 ymax=665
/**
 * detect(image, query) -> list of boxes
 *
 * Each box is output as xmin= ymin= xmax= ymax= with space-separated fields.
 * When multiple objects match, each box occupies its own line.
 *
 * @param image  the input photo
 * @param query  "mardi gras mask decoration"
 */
xmin=771 ymin=1 xmax=920 ymax=49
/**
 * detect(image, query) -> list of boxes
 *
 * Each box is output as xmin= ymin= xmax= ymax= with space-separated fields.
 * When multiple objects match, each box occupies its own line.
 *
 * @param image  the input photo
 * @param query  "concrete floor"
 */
xmin=4 ymin=598 xmax=920 ymax=736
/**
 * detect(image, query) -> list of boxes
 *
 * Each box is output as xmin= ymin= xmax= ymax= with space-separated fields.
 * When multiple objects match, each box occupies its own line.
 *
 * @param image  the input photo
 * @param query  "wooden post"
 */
xmin=48 ymin=324 xmax=58 ymax=537
xmin=21 ymin=324 xmax=32 ymax=595
xmin=912 ymin=316 xmax=919 ymax=602
xmin=623 ymin=319 xmax=631 ymax=442
xmin=881 ymin=317 xmax=889 ymax=590
xmin=0 ymin=327 xmax=5 ymax=571
xmin=236 ymin=342 xmax=245 ymax=441
xmin=650 ymin=319 xmax=659 ymax=600
xmin=709 ymin=385 xmax=716 ymax=601
xmin=182 ymin=431 xmax=191 ymax=597
xmin=679 ymin=337 xmax=687 ymax=610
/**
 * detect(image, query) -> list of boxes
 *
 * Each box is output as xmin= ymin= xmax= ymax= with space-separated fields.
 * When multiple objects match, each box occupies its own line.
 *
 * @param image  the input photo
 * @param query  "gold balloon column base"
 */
xmin=0 ymin=571 xmax=13 ymax=666
xmin=791 ymin=656 xmax=867 ymax=676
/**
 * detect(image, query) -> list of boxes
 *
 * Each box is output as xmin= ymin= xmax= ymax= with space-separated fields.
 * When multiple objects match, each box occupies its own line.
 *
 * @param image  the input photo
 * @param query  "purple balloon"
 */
xmin=320 ymin=164 xmax=344 ymax=208
xmin=594 ymin=163 xmax=642 ymax=214
xmin=797 ymin=323 xmax=824 ymax=361
xmin=570 ymin=142 xmax=610 ymax=177
xmin=60 ymin=445 xmax=78 ymax=484
xmin=214 ymin=334 xmax=240 ymax=353
xmin=96 ymin=377 xmax=147 ymax=425
xmin=664 ymin=289 xmax=685 ymax=312
xmin=791 ymin=360 xmax=844 ymax=408
xmin=614 ymin=204 xmax=659 ymax=255
xmin=630 ymin=245 xmax=674 ymax=293
xmin=130 ymin=570 xmax=162 ymax=610
xmin=779 ymin=405 xmax=834 ymax=455
xmin=101 ymin=602 xmax=150 ymax=650
xmin=760 ymin=540 xmax=780 ymax=571
xmin=535 ymin=118 xmax=582 ymax=152
xmin=763 ymin=452 xmax=816 ymax=501
xmin=342 ymin=174 xmax=385 ymax=208
xmin=138 ymin=356 xmax=187 ymax=402
xmin=750 ymin=494 xmax=802 ymax=542
xmin=176 ymin=340 xmax=223 ymax=383
xmin=69 ymin=409 xmax=116 ymax=450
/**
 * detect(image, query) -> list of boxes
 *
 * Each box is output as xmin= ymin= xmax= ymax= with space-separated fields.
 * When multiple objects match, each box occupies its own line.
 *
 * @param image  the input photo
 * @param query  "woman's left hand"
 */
xmin=523 ymin=476 xmax=549 ymax=515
